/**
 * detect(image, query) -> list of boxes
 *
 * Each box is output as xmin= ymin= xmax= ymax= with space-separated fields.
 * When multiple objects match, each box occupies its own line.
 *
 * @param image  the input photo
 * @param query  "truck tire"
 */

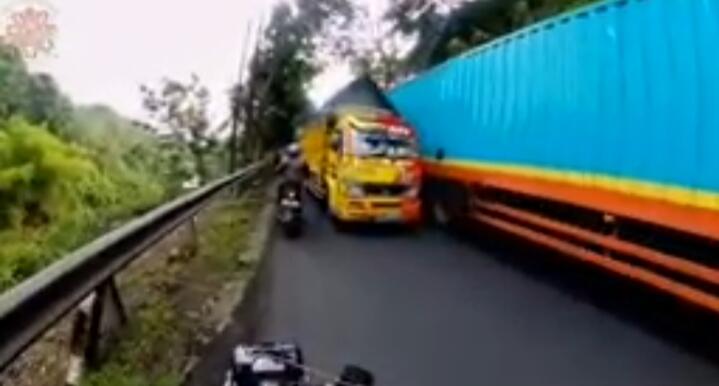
xmin=431 ymin=200 xmax=452 ymax=227
xmin=426 ymin=179 xmax=470 ymax=230
xmin=313 ymin=179 xmax=329 ymax=211
xmin=331 ymin=212 xmax=349 ymax=232
xmin=319 ymin=181 xmax=329 ymax=211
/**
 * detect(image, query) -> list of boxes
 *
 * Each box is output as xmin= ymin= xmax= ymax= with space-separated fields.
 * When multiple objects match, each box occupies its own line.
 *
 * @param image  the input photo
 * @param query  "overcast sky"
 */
xmin=0 ymin=0 xmax=382 ymax=124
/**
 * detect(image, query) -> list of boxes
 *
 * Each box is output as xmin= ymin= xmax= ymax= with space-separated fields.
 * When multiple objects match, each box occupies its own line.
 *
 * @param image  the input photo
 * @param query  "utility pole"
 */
xmin=229 ymin=20 xmax=255 ymax=172
xmin=242 ymin=19 xmax=266 ymax=161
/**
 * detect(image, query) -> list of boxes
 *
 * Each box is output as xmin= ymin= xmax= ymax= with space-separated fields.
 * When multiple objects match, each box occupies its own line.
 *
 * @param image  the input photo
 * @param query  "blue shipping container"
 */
xmin=389 ymin=0 xmax=719 ymax=212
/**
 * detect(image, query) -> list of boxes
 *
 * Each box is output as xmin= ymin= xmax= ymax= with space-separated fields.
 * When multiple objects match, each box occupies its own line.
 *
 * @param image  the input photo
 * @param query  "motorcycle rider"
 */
xmin=276 ymin=142 xmax=307 ymax=204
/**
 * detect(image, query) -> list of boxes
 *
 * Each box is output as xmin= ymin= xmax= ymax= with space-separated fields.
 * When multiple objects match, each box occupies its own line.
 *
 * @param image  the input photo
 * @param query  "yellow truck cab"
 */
xmin=301 ymin=105 xmax=422 ymax=226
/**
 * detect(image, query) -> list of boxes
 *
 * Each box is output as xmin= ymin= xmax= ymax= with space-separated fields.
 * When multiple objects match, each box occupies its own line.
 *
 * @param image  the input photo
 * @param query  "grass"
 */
xmin=81 ymin=188 xmax=266 ymax=386
xmin=82 ymin=298 xmax=184 ymax=386
xmin=198 ymin=190 xmax=263 ymax=273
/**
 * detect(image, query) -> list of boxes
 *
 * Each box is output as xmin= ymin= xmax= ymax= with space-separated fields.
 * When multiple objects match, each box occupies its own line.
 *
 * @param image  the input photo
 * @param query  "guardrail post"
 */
xmin=65 ymin=295 xmax=94 ymax=386
xmin=65 ymin=277 xmax=127 ymax=385
xmin=188 ymin=215 xmax=199 ymax=255
xmin=86 ymin=277 xmax=127 ymax=368
xmin=233 ymin=173 xmax=249 ymax=198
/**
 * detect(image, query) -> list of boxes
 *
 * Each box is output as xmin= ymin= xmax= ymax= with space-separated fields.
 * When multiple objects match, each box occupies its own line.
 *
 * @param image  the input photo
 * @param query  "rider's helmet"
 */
xmin=286 ymin=143 xmax=300 ymax=158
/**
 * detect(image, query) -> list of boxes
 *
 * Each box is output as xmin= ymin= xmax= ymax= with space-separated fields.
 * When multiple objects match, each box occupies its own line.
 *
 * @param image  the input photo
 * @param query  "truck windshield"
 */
xmin=350 ymin=130 xmax=416 ymax=159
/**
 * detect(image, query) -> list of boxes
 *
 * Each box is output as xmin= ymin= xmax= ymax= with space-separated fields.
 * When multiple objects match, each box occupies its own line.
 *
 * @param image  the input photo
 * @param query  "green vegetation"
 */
xmin=0 ymin=46 xmax=72 ymax=132
xmin=232 ymin=0 xmax=355 ymax=161
xmin=82 ymin=192 xmax=264 ymax=386
xmin=81 ymin=298 xmax=184 ymax=386
xmin=425 ymin=0 xmax=601 ymax=64
xmin=140 ymin=75 xmax=225 ymax=184
xmin=336 ymin=0 xmax=602 ymax=83
xmin=0 ymin=43 xmax=196 ymax=291
xmin=199 ymin=191 xmax=263 ymax=272
xmin=258 ymin=0 xmax=604 ymax=90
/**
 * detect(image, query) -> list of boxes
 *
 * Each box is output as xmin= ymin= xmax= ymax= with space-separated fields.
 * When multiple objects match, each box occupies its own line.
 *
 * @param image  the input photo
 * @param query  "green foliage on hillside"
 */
xmin=71 ymin=105 xmax=195 ymax=194
xmin=0 ymin=44 xmax=188 ymax=291
xmin=0 ymin=45 xmax=72 ymax=131
xmin=377 ymin=0 xmax=601 ymax=77
xmin=435 ymin=0 xmax=600 ymax=61
xmin=0 ymin=115 xmax=172 ymax=290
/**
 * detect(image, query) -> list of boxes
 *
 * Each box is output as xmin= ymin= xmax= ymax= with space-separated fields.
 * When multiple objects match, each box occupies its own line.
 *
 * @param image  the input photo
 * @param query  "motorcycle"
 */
xmin=277 ymin=181 xmax=303 ymax=238
xmin=224 ymin=342 xmax=374 ymax=386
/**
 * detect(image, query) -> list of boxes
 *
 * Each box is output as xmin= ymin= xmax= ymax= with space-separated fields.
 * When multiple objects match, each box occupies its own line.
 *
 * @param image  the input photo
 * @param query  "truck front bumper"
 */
xmin=335 ymin=198 xmax=422 ymax=224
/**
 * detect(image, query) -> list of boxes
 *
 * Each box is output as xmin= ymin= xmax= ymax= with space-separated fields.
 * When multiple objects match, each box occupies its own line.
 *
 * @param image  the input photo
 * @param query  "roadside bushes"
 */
xmin=0 ymin=42 xmax=200 ymax=291
xmin=0 ymin=116 xmax=168 ymax=290
xmin=0 ymin=117 xmax=102 ymax=227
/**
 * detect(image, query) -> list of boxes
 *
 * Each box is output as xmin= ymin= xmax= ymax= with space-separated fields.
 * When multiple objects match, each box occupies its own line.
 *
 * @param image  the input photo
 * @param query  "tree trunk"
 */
xmin=228 ymin=116 xmax=239 ymax=173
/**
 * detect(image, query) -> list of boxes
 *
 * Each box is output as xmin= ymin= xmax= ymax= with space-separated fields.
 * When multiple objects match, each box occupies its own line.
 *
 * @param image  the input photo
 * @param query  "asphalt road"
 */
xmin=190 ymin=201 xmax=719 ymax=386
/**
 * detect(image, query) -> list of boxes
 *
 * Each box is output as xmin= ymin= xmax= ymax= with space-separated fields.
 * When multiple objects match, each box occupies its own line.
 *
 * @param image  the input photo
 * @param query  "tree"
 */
xmin=382 ymin=0 xmax=467 ymax=73
xmin=140 ymin=74 xmax=218 ymax=184
xmin=321 ymin=2 xmax=408 ymax=88
xmin=24 ymin=73 xmax=73 ymax=131
xmin=314 ymin=0 xmax=466 ymax=87
xmin=0 ymin=43 xmax=72 ymax=132
xmin=380 ymin=0 xmax=601 ymax=72
xmin=0 ymin=44 xmax=29 ymax=119
xmin=233 ymin=0 xmax=356 ymax=161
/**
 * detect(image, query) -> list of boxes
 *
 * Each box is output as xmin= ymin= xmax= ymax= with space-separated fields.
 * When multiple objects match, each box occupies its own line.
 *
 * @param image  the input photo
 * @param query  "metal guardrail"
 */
xmin=0 ymin=161 xmax=267 ymax=373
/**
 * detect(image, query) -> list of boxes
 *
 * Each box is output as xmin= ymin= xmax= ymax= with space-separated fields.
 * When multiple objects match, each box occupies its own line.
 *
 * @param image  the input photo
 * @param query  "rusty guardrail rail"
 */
xmin=0 ymin=161 xmax=267 ymax=375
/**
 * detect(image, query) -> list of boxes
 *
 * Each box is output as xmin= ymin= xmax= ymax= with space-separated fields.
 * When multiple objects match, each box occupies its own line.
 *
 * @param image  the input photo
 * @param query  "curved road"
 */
xmin=190 ymin=202 xmax=719 ymax=386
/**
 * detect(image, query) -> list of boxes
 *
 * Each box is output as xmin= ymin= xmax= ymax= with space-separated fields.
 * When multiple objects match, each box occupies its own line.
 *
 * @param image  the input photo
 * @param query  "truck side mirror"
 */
xmin=330 ymin=135 xmax=342 ymax=152
xmin=327 ymin=114 xmax=338 ymax=129
xmin=435 ymin=148 xmax=445 ymax=161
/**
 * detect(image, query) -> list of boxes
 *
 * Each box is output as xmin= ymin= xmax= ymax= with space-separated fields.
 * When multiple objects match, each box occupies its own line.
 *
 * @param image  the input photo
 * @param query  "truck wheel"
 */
xmin=432 ymin=200 xmax=452 ymax=227
xmin=331 ymin=213 xmax=348 ymax=232
xmin=317 ymin=181 xmax=329 ymax=211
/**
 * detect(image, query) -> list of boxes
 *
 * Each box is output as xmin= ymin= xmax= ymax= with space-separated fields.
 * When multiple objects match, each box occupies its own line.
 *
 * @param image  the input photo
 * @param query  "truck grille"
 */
xmin=362 ymin=184 xmax=407 ymax=197
xmin=372 ymin=202 xmax=401 ymax=209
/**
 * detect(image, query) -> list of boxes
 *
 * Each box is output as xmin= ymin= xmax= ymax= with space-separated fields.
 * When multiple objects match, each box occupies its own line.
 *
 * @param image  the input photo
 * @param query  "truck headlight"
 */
xmin=404 ymin=185 xmax=420 ymax=198
xmin=344 ymin=182 xmax=364 ymax=198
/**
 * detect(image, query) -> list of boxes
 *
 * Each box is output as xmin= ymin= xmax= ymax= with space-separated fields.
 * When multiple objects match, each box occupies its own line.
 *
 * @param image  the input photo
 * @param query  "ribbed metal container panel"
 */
xmin=390 ymin=0 xmax=719 ymax=193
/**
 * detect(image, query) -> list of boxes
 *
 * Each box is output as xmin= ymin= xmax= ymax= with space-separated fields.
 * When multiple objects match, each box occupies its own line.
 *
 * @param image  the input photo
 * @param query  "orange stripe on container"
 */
xmin=476 ymin=214 xmax=719 ymax=314
xmin=425 ymin=162 xmax=719 ymax=241
xmin=476 ymin=202 xmax=719 ymax=287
